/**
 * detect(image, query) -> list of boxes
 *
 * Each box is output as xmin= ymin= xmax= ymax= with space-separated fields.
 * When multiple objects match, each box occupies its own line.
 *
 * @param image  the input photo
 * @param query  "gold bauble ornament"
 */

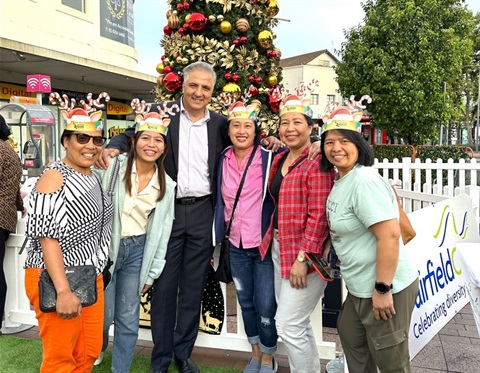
xmin=222 ymin=82 xmax=241 ymax=99
xmin=167 ymin=14 xmax=179 ymax=29
xmin=208 ymin=15 xmax=216 ymax=22
xmin=257 ymin=30 xmax=273 ymax=49
xmin=220 ymin=20 xmax=232 ymax=34
xmin=185 ymin=13 xmax=191 ymax=23
xmin=267 ymin=0 xmax=280 ymax=17
xmin=267 ymin=75 xmax=278 ymax=86
xmin=235 ymin=18 xmax=250 ymax=32
xmin=156 ymin=63 xmax=165 ymax=74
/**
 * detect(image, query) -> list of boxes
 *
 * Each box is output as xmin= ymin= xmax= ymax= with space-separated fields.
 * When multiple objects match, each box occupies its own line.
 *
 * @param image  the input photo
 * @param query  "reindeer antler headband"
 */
xmin=322 ymin=95 xmax=372 ymax=133
xmin=131 ymin=98 xmax=180 ymax=135
xmin=49 ymin=92 xmax=110 ymax=132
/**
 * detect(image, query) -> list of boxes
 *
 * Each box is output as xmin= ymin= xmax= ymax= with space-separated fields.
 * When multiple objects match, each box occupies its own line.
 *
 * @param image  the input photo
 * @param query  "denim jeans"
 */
xmin=230 ymin=243 xmax=277 ymax=354
xmin=103 ymin=234 xmax=146 ymax=373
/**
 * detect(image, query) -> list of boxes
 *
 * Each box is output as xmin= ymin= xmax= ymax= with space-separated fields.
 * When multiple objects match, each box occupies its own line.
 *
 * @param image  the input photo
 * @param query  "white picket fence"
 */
xmin=374 ymin=157 xmax=480 ymax=230
xmin=3 ymin=157 xmax=480 ymax=362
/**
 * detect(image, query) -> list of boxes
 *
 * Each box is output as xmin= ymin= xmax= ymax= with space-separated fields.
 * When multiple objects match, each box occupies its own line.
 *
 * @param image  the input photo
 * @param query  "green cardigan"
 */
xmin=94 ymin=155 xmax=175 ymax=294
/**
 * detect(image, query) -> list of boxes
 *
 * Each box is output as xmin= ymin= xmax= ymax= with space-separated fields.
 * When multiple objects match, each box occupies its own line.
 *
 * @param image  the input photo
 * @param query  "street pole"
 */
xmin=476 ymin=65 xmax=479 ymax=151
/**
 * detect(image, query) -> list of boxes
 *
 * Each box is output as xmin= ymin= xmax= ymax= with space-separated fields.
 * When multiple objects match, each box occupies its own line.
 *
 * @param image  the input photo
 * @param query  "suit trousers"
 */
xmin=150 ymin=197 xmax=214 ymax=371
xmin=25 ymin=267 xmax=104 ymax=373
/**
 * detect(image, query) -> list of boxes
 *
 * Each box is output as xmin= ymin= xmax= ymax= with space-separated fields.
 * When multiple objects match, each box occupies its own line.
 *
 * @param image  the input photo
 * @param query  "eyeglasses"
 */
xmin=74 ymin=133 xmax=106 ymax=146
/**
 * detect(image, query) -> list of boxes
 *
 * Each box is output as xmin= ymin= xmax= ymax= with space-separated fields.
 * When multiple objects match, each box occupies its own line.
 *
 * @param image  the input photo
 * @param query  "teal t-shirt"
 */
xmin=326 ymin=165 xmax=417 ymax=298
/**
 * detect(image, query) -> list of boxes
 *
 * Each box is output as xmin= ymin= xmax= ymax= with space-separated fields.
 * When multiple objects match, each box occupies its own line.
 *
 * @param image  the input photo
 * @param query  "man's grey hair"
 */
xmin=183 ymin=61 xmax=217 ymax=86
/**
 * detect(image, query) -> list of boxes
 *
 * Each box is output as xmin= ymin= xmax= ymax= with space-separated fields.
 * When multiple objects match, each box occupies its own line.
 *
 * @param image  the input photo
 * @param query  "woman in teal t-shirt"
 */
xmin=320 ymin=108 xmax=419 ymax=373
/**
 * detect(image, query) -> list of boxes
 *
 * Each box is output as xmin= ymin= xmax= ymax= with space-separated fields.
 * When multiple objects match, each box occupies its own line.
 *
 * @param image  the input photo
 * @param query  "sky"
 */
xmin=133 ymin=0 xmax=480 ymax=76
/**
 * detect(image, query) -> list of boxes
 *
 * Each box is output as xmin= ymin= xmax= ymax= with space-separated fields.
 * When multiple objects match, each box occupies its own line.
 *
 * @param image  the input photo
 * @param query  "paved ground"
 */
xmin=4 ymin=286 xmax=479 ymax=373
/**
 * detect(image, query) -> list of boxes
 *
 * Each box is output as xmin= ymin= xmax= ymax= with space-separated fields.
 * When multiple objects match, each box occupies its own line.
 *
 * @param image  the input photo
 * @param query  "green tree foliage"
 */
xmin=155 ymin=0 xmax=283 ymax=135
xmin=335 ymin=0 xmax=476 ymax=145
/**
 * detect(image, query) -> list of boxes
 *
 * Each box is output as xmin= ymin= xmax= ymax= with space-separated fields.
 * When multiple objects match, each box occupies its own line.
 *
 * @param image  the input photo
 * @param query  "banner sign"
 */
xmin=100 ymin=0 xmax=134 ymax=47
xmin=1 ymin=83 xmax=37 ymax=100
xmin=406 ymin=194 xmax=480 ymax=358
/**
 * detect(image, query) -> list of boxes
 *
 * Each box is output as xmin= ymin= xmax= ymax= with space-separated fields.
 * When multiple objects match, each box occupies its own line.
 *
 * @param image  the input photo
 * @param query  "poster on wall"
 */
xmin=100 ymin=0 xmax=135 ymax=47
xmin=406 ymin=193 xmax=480 ymax=358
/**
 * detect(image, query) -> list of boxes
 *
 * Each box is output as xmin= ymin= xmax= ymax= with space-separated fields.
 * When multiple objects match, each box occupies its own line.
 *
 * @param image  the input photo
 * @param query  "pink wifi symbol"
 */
xmin=27 ymin=77 xmax=39 ymax=89
xmin=40 ymin=78 xmax=51 ymax=89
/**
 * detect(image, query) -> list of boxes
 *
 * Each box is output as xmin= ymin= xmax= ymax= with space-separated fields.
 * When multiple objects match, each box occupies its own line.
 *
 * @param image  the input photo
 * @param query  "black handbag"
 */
xmin=215 ymin=145 xmax=258 ymax=283
xmin=39 ymin=265 xmax=97 ymax=313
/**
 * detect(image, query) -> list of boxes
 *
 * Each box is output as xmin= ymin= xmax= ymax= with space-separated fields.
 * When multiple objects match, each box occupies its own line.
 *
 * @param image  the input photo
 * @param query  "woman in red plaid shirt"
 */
xmin=259 ymin=95 xmax=335 ymax=373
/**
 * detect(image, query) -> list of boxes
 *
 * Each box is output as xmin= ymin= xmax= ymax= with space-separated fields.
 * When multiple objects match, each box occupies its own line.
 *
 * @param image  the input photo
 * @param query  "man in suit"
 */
xmin=96 ymin=62 xmax=280 ymax=373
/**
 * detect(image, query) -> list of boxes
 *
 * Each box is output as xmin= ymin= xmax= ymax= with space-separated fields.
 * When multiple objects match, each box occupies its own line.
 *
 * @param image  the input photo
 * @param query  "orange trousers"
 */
xmin=25 ymin=268 xmax=104 ymax=373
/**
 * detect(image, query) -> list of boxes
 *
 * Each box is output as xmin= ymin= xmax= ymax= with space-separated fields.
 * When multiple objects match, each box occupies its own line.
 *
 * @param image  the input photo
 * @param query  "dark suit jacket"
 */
xmin=107 ymin=99 xmax=229 ymax=201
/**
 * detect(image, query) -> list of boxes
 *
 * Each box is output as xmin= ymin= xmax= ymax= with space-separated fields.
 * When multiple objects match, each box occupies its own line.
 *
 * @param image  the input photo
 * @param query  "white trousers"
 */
xmin=272 ymin=235 xmax=327 ymax=373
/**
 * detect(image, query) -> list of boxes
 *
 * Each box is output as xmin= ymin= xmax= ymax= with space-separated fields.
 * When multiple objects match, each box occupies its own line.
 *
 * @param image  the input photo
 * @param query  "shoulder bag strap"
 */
xmin=225 ymin=144 xmax=259 ymax=237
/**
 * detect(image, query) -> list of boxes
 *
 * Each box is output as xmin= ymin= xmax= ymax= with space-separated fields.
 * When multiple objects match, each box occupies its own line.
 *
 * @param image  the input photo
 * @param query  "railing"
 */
xmin=5 ymin=156 xmax=480 ymax=362
xmin=3 ymin=219 xmax=338 ymax=359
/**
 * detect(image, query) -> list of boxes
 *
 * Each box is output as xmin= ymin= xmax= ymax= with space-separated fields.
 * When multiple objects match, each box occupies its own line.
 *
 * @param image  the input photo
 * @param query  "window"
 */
xmin=327 ymin=95 xmax=336 ymax=104
xmin=311 ymin=94 xmax=319 ymax=105
xmin=62 ymin=0 xmax=86 ymax=12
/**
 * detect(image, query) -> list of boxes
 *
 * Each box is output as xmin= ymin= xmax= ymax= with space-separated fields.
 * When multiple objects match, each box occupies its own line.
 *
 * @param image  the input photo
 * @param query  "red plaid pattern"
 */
xmin=260 ymin=147 xmax=335 ymax=278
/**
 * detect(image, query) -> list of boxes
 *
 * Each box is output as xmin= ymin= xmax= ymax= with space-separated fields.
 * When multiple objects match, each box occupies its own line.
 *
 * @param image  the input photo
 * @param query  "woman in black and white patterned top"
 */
xmin=24 ymin=106 xmax=113 ymax=373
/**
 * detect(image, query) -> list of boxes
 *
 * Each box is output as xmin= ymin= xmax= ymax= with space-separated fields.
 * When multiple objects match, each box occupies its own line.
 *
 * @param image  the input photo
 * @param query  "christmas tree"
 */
xmin=155 ymin=0 xmax=283 ymax=136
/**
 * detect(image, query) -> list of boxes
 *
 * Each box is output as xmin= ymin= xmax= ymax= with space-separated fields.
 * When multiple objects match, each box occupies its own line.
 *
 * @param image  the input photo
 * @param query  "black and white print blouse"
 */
xmin=25 ymin=161 xmax=113 ymax=275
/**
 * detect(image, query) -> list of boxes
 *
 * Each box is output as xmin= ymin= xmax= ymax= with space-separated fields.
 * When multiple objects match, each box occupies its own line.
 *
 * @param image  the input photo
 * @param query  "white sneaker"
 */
xmin=94 ymin=352 xmax=104 ymax=366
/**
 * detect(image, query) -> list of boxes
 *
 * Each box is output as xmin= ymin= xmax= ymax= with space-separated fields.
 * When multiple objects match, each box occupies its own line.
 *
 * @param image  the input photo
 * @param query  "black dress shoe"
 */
xmin=175 ymin=358 xmax=200 ymax=373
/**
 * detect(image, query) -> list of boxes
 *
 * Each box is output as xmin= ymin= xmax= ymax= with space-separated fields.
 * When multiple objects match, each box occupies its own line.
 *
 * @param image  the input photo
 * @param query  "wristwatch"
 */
xmin=374 ymin=281 xmax=393 ymax=294
xmin=296 ymin=252 xmax=306 ymax=263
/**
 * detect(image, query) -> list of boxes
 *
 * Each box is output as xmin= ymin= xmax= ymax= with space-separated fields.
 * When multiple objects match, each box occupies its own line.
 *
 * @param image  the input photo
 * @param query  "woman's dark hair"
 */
xmin=0 ymin=114 xmax=12 ymax=141
xmin=320 ymin=129 xmax=374 ymax=172
xmin=60 ymin=130 xmax=74 ymax=147
xmin=123 ymin=131 xmax=167 ymax=202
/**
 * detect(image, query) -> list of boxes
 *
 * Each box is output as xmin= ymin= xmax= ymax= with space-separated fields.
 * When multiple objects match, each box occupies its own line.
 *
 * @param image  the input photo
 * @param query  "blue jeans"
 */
xmin=103 ymin=235 xmax=146 ymax=373
xmin=230 ymin=243 xmax=277 ymax=354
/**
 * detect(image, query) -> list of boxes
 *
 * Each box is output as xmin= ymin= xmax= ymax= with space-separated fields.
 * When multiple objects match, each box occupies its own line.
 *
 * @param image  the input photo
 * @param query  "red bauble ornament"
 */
xmin=224 ymin=72 xmax=232 ymax=81
xmin=232 ymin=74 xmax=240 ymax=83
xmin=161 ymin=55 xmax=166 ymax=61
xmin=248 ymin=75 xmax=255 ymax=83
xmin=266 ymin=50 xmax=273 ymax=58
xmin=189 ymin=12 xmax=208 ymax=31
xmin=254 ymin=77 xmax=262 ymax=85
xmin=177 ymin=3 xmax=184 ymax=11
xmin=178 ymin=27 xmax=186 ymax=35
xmin=239 ymin=36 xmax=247 ymax=44
xmin=182 ymin=23 xmax=190 ymax=30
xmin=163 ymin=72 xmax=183 ymax=92
xmin=183 ymin=1 xmax=190 ymax=10
xmin=268 ymin=95 xmax=280 ymax=113
xmin=233 ymin=39 xmax=240 ymax=46
xmin=249 ymin=85 xmax=258 ymax=96
xmin=163 ymin=25 xmax=172 ymax=36
xmin=163 ymin=65 xmax=172 ymax=74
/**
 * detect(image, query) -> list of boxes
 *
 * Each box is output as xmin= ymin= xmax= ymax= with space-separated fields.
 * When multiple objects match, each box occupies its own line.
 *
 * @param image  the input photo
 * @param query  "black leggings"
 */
xmin=0 ymin=228 xmax=11 ymax=323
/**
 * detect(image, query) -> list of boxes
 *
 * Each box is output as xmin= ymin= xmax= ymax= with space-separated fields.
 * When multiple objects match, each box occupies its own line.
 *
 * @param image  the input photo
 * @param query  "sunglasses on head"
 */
xmin=74 ymin=133 xmax=106 ymax=146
